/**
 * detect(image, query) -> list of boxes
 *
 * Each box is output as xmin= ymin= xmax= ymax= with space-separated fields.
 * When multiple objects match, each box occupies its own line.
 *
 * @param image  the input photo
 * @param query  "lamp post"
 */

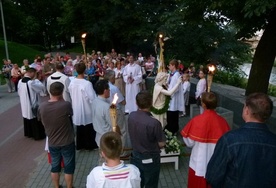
xmin=81 ymin=33 xmax=87 ymax=63
xmin=0 ymin=0 xmax=9 ymax=60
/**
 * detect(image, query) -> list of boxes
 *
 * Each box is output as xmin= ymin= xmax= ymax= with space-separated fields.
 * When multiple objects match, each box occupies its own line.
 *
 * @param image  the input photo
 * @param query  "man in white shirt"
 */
xmin=91 ymin=80 xmax=112 ymax=147
xmin=138 ymin=53 xmax=144 ymax=63
xmin=123 ymin=55 xmax=142 ymax=113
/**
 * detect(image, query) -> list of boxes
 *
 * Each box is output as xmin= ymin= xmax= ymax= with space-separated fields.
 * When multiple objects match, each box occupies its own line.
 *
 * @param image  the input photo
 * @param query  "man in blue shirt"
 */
xmin=206 ymin=93 xmax=276 ymax=188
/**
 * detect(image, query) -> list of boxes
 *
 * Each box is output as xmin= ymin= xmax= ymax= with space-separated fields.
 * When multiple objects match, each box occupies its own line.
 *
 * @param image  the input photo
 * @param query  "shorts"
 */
xmin=49 ymin=142 xmax=75 ymax=174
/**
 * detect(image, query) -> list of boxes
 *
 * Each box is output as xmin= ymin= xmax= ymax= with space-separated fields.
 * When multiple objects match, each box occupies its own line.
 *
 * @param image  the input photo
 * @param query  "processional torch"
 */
xmin=110 ymin=93 xmax=119 ymax=133
xmin=158 ymin=34 xmax=165 ymax=73
xmin=81 ymin=33 xmax=87 ymax=64
xmin=207 ymin=64 xmax=216 ymax=92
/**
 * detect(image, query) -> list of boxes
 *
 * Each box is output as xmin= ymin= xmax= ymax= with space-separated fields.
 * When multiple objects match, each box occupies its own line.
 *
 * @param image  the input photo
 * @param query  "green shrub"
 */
xmin=268 ymin=85 xmax=276 ymax=97
xmin=214 ymin=70 xmax=247 ymax=88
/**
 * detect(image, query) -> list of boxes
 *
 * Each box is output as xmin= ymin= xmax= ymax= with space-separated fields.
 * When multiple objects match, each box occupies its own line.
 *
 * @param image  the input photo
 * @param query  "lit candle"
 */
xmin=110 ymin=93 xmax=119 ymax=132
xmin=81 ymin=33 xmax=87 ymax=64
xmin=112 ymin=93 xmax=119 ymax=105
xmin=208 ymin=65 xmax=216 ymax=74
xmin=207 ymin=64 xmax=216 ymax=92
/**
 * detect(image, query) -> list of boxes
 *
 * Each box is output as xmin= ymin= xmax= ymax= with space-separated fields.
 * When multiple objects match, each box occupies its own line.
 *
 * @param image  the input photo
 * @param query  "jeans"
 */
xmin=4 ymin=78 xmax=14 ymax=92
xmin=49 ymin=142 xmax=76 ymax=174
xmin=130 ymin=151 xmax=160 ymax=188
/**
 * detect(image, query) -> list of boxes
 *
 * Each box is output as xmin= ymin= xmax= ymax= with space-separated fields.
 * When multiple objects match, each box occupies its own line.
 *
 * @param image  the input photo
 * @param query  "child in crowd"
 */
xmin=196 ymin=70 xmax=207 ymax=114
xmin=180 ymin=73 xmax=191 ymax=117
xmin=86 ymin=132 xmax=141 ymax=188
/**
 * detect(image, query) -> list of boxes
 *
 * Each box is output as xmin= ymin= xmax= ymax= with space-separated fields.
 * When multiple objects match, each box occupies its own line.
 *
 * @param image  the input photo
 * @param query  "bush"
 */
xmin=214 ymin=70 xmax=247 ymax=88
xmin=268 ymin=85 xmax=276 ymax=97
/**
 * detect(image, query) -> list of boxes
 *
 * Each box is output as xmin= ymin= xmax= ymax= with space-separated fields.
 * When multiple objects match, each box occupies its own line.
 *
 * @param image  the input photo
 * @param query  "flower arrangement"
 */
xmin=164 ymin=129 xmax=183 ymax=154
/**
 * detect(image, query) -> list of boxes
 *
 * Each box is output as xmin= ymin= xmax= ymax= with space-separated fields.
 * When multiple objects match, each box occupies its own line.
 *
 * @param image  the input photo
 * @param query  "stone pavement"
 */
xmin=0 ymin=85 xmax=46 ymax=188
xmin=0 ymin=83 xmax=191 ymax=188
xmin=25 ymin=116 xmax=191 ymax=188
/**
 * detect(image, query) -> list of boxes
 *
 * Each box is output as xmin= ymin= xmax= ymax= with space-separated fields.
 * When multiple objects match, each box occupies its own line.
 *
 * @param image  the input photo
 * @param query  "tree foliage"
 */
xmin=2 ymin=0 xmax=275 ymax=94
xmin=161 ymin=0 xmax=276 ymax=94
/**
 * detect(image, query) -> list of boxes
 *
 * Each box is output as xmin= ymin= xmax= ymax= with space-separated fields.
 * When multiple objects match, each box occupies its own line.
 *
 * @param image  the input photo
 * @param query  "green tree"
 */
xmin=58 ymin=0 xmax=179 ymax=54
xmin=13 ymin=0 xmax=63 ymax=51
xmin=177 ymin=0 xmax=276 ymax=94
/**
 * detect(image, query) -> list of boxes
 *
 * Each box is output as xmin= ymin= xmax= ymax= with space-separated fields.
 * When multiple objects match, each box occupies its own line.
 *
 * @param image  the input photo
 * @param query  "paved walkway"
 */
xmin=25 ymin=116 xmax=191 ymax=188
xmin=0 ymin=84 xmax=191 ymax=188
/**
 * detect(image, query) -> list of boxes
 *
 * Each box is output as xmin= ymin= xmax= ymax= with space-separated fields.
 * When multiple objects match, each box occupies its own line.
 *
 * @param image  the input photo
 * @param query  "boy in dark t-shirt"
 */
xmin=38 ymin=82 xmax=75 ymax=188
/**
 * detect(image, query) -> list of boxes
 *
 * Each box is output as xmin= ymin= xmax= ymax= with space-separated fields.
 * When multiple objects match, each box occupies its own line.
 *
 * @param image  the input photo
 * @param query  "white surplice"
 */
xmin=68 ymin=78 xmax=96 ymax=125
xmin=47 ymin=71 xmax=71 ymax=103
xmin=167 ymin=71 xmax=184 ymax=112
xmin=123 ymin=63 xmax=142 ymax=113
xmin=18 ymin=78 xmax=45 ymax=119
xmin=183 ymin=137 xmax=216 ymax=177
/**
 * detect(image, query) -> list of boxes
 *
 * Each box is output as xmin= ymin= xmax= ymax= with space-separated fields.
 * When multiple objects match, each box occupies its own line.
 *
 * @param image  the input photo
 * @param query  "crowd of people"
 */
xmin=1 ymin=49 xmax=276 ymax=188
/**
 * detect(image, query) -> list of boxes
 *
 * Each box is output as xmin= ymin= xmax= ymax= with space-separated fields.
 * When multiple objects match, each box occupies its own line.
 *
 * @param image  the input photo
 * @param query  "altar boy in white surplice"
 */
xmin=68 ymin=62 xmax=97 ymax=150
xmin=164 ymin=59 xmax=184 ymax=135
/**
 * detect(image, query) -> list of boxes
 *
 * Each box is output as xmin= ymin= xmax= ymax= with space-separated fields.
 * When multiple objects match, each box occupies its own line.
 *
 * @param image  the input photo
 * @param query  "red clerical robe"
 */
xmin=181 ymin=109 xmax=230 ymax=188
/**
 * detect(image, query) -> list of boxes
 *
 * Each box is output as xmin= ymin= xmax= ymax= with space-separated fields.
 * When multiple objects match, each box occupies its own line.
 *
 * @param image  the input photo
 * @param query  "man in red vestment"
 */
xmin=181 ymin=92 xmax=230 ymax=188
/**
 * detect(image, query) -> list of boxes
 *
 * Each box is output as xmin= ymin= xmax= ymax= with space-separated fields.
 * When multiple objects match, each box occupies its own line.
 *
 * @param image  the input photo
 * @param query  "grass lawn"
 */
xmin=0 ymin=40 xmax=43 ymax=85
xmin=0 ymin=40 xmax=43 ymax=65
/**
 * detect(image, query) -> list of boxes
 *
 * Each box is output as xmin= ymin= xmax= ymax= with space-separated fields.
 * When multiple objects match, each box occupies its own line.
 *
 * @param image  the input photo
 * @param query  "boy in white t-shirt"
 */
xmin=86 ymin=132 xmax=141 ymax=188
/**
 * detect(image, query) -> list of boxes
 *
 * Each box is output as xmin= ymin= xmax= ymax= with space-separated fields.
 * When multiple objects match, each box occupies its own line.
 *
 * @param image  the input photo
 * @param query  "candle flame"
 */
xmin=208 ymin=65 xmax=216 ymax=73
xmin=81 ymin=33 xmax=87 ymax=39
xmin=159 ymin=34 xmax=163 ymax=38
xmin=112 ymin=93 xmax=119 ymax=105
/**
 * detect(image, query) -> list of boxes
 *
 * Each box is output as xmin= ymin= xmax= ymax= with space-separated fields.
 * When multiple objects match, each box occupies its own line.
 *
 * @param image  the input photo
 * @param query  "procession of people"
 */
xmin=1 ymin=50 xmax=276 ymax=188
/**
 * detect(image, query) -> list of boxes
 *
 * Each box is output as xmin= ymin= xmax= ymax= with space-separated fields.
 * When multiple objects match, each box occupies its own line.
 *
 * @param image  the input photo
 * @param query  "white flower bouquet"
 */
xmin=164 ymin=129 xmax=183 ymax=154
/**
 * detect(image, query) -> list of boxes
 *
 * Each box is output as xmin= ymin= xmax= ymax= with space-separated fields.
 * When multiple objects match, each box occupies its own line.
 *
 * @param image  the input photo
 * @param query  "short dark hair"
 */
xmin=96 ymin=59 xmax=101 ymax=64
xmin=100 ymin=132 xmax=122 ymax=160
xmin=169 ymin=59 xmax=179 ymax=69
xmin=94 ymin=79 xmax=109 ymax=95
xmin=245 ymin=93 xmax=273 ymax=122
xmin=136 ymin=90 xmax=152 ymax=109
xmin=75 ymin=62 xmax=86 ymax=74
xmin=27 ymin=67 xmax=37 ymax=73
xmin=201 ymin=92 xmax=218 ymax=109
xmin=49 ymin=82 xmax=64 ymax=96
xmin=55 ymin=62 xmax=64 ymax=70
